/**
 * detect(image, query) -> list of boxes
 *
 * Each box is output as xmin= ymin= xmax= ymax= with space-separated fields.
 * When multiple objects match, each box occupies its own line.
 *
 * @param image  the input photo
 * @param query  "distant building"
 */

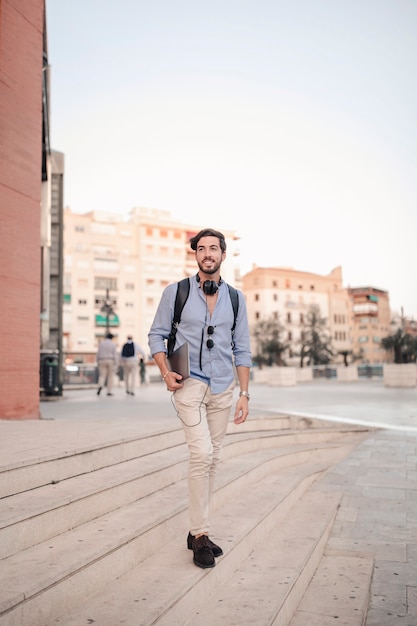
xmin=63 ymin=207 xmax=241 ymax=359
xmin=242 ymin=265 xmax=352 ymax=365
xmin=348 ymin=287 xmax=391 ymax=363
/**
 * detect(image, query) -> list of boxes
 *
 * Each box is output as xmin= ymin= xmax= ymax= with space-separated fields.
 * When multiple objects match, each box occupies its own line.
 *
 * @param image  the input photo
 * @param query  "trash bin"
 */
xmin=41 ymin=353 xmax=60 ymax=395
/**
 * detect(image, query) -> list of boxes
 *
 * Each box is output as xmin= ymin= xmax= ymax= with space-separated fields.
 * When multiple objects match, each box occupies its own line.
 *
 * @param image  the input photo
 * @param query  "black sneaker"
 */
xmin=192 ymin=535 xmax=215 ymax=569
xmin=97 ymin=387 xmax=102 ymax=396
xmin=187 ymin=532 xmax=223 ymax=557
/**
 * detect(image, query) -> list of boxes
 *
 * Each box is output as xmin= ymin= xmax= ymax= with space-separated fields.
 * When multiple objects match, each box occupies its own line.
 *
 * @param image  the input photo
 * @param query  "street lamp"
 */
xmin=101 ymin=288 xmax=115 ymax=335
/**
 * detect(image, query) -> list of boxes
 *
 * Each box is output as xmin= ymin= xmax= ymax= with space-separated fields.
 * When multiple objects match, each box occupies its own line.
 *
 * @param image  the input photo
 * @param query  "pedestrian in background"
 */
xmin=120 ymin=336 xmax=146 ymax=395
xmin=139 ymin=357 xmax=147 ymax=385
xmin=96 ymin=332 xmax=118 ymax=396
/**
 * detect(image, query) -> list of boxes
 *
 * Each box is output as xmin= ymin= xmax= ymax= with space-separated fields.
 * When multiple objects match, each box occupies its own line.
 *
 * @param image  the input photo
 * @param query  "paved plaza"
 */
xmin=41 ymin=377 xmax=417 ymax=431
xmin=1 ymin=377 xmax=417 ymax=625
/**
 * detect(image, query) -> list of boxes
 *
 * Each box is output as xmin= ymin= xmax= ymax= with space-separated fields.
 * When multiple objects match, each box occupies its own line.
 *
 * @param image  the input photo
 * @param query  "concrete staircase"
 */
xmin=0 ymin=415 xmax=374 ymax=626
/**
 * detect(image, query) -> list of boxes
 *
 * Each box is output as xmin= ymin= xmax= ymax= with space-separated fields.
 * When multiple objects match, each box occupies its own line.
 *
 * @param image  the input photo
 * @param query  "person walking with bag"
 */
xmin=120 ymin=336 xmax=146 ymax=395
xmin=148 ymin=228 xmax=252 ymax=569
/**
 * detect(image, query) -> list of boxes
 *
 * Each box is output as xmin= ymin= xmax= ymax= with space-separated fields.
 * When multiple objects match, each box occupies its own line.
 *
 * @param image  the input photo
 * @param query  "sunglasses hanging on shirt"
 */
xmin=199 ymin=325 xmax=216 ymax=370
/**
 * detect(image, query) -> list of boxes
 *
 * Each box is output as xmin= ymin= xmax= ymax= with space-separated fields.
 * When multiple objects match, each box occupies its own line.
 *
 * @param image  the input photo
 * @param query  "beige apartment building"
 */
xmin=64 ymin=207 xmax=393 ymax=367
xmin=348 ymin=286 xmax=391 ymax=363
xmin=242 ymin=265 xmax=353 ymax=365
xmin=63 ymin=207 xmax=241 ymax=360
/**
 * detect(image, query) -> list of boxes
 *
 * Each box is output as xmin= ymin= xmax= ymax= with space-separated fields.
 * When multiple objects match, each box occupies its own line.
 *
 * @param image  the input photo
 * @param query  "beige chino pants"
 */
xmin=172 ymin=378 xmax=234 ymax=536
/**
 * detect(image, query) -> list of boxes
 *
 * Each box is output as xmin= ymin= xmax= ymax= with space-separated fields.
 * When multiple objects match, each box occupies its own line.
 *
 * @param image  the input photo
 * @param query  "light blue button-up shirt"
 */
xmin=148 ymin=277 xmax=252 ymax=394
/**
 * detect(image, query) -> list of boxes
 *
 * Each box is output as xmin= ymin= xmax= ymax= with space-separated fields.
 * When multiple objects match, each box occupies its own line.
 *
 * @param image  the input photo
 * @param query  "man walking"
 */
xmin=120 ymin=336 xmax=146 ymax=395
xmin=96 ymin=332 xmax=118 ymax=396
xmin=148 ymin=228 xmax=252 ymax=569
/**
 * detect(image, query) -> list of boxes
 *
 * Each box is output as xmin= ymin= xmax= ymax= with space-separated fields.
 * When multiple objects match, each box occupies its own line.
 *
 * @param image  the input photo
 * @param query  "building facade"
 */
xmin=63 ymin=207 xmax=241 ymax=361
xmin=242 ymin=265 xmax=352 ymax=365
xmin=348 ymin=287 xmax=391 ymax=363
xmin=0 ymin=0 xmax=47 ymax=418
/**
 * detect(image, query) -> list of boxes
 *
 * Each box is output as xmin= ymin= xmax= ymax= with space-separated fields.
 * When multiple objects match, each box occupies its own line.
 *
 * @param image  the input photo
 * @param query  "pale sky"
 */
xmin=46 ymin=0 xmax=417 ymax=318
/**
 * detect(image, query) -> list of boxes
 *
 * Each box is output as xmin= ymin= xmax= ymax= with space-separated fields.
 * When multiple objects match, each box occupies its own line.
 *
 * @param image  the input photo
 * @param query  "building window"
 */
xmin=94 ymin=277 xmax=117 ymax=291
xmin=92 ymin=245 xmax=114 ymax=256
xmin=273 ymin=294 xmax=278 ymax=301
xmin=288 ymin=331 xmax=292 ymax=340
xmin=285 ymin=279 xmax=290 ymax=288
xmin=94 ymin=258 xmax=118 ymax=272
xmin=310 ymin=285 xmax=315 ymax=290
xmin=125 ymin=283 xmax=135 ymax=290
xmin=255 ymin=294 xmax=259 ymax=301
xmin=300 ymin=313 xmax=304 ymax=323
xmin=160 ymin=229 xmax=168 ymax=238
xmin=75 ymin=225 xmax=84 ymax=232
xmin=91 ymin=223 xmax=116 ymax=235
xmin=255 ymin=311 xmax=260 ymax=319
xmin=78 ymin=299 xmax=87 ymax=305
xmin=63 ymin=294 xmax=71 ymax=304
xmin=272 ymin=280 xmax=278 ymax=287
xmin=94 ymin=296 xmax=117 ymax=308
xmin=358 ymin=336 xmax=368 ymax=343
xmin=287 ymin=312 xmax=292 ymax=323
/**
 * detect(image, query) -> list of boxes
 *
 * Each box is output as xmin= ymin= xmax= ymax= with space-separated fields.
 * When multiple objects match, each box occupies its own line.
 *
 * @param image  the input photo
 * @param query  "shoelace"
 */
xmin=194 ymin=536 xmax=211 ymax=551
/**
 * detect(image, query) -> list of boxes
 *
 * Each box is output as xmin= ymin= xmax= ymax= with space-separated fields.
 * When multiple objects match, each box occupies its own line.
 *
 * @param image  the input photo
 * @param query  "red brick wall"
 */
xmin=0 ymin=0 xmax=45 ymax=419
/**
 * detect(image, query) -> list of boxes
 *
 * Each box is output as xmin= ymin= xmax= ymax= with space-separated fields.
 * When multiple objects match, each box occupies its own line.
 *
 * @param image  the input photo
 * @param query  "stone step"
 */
xmin=0 ymin=414 xmax=350 ymax=498
xmin=0 ymin=427 xmax=356 ymax=559
xmin=46 ymin=464 xmax=349 ymax=626
xmin=288 ymin=554 xmax=374 ymax=626
xmin=0 ymin=438 xmax=361 ymax=626
xmin=0 ymin=426 xmax=184 ymax=498
xmin=186 ymin=491 xmax=343 ymax=626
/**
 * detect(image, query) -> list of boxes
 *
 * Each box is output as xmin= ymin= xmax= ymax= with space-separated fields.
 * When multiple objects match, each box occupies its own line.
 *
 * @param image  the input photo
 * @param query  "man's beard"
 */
xmin=197 ymin=259 xmax=221 ymax=276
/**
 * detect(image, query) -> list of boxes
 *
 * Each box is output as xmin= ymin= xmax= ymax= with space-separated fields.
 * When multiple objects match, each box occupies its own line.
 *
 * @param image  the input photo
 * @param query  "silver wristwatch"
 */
xmin=239 ymin=391 xmax=250 ymax=400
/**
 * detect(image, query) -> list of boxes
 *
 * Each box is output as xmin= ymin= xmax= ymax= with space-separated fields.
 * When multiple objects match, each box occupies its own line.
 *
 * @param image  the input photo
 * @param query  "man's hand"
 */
xmin=164 ymin=371 xmax=184 ymax=392
xmin=233 ymin=396 xmax=249 ymax=424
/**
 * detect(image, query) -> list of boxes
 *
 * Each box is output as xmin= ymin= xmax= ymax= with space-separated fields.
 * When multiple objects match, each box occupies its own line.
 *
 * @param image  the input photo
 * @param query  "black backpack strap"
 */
xmin=227 ymin=284 xmax=239 ymax=349
xmin=227 ymin=284 xmax=239 ymax=334
xmin=167 ymin=278 xmax=190 ymax=356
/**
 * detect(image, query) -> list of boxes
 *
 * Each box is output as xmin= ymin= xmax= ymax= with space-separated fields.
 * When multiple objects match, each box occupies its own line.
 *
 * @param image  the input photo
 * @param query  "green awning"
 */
xmin=95 ymin=313 xmax=120 ymax=327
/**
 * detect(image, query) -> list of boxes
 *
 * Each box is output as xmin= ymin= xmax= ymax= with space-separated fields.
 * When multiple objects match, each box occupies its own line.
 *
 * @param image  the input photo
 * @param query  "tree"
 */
xmin=381 ymin=329 xmax=416 ymax=363
xmin=252 ymin=317 xmax=289 ymax=367
xmin=298 ymin=306 xmax=334 ymax=367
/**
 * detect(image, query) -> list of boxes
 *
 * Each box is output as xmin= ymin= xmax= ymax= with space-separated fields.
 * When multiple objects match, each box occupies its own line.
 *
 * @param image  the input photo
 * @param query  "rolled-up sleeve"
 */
xmin=148 ymin=284 xmax=176 ymax=356
xmin=232 ymin=293 xmax=252 ymax=368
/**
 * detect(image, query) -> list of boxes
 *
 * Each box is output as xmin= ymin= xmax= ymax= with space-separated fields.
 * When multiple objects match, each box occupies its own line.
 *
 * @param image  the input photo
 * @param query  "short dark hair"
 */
xmin=189 ymin=228 xmax=226 ymax=253
xmin=106 ymin=332 xmax=114 ymax=339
